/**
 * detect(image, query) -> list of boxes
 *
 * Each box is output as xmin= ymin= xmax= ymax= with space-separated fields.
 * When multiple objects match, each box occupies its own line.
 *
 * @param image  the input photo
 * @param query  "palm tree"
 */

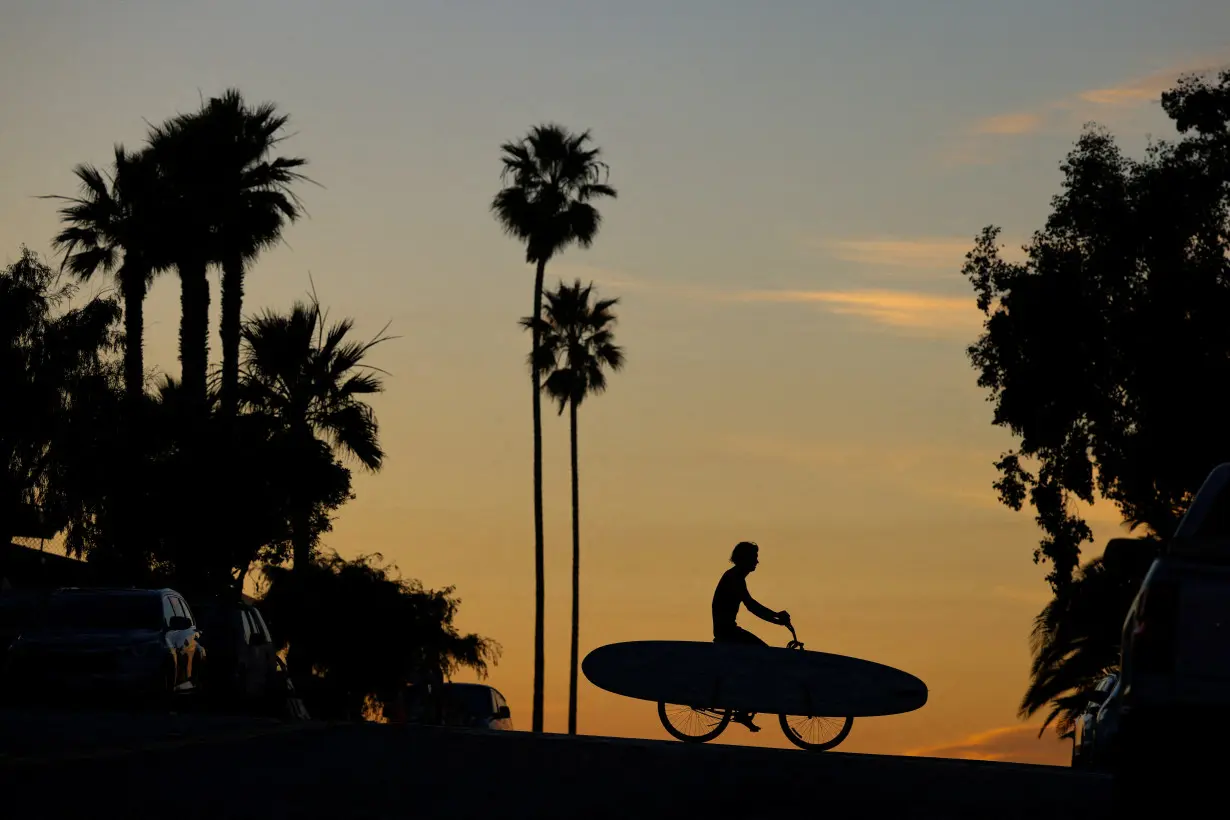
xmin=45 ymin=145 xmax=165 ymax=408
xmin=239 ymin=296 xmax=390 ymax=572
xmin=523 ymin=279 xmax=624 ymax=735
xmin=190 ymin=89 xmax=310 ymax=419
xmin=491 ymin=123 xmax=617 ymax=733
xmin=144 ymin=115 xmax=218 ymax=413
xmin=1019 ymin=539 xmax=1158 ymax=737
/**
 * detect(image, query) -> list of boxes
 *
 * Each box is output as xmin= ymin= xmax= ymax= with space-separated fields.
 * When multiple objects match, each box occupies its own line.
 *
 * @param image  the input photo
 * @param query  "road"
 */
xmin=0 ymin=707 xmax=1111 ymax=819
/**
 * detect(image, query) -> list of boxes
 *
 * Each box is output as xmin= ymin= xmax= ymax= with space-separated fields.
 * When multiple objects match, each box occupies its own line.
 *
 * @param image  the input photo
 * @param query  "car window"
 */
xmin=44 ymin=593 xmax=165 ymax=631
xmin=494 ymin=691 xmax=507 ymax=710
xmin=168 ymin=597 xmax=186 ymax=621
xmin=162 ymin=596 xmax=176 ymax=626
xmin=239 ymin=610 xmax=253 ymax=643
xmin=176 ymin=597 xmax=195 ymax=625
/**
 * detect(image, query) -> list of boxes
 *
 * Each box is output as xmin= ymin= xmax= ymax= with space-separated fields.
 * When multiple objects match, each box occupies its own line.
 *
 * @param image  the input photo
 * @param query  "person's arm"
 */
xmin=740 ymin=578 xmax=783 ymax=624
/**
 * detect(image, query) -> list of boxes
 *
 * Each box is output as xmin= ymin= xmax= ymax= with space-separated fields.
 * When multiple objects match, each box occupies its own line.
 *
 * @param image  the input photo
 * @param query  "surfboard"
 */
xmin=582 ymin=641 xmax=928 ymax=717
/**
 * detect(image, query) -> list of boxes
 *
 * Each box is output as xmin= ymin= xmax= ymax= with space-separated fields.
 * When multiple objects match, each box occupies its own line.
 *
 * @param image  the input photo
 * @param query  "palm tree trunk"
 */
xmin=219 ymin=255 xmax=244 ymax=418
xmin=178 ymin=260 xmax=210 ymax=413
xmin=531 ymin=257 xmax=547 ymax=734
xmin=119 ymin=266 xmax=146 ymax=409
xmin=567 ymin=397 xmax=580 ymax=735
xmin=117 ymin=265 xmax=148 ymax=569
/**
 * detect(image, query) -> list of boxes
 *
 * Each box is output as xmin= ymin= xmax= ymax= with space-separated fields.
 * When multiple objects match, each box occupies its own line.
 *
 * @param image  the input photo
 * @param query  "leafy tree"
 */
xmin=964 ymin=68 xmax=1230 ymax=734
xmin=491 ymin=124 xmax=617 ymax=732
xmin=240 ymin=296 xmax=389 ymax=678
xmin=523 ymin=279 xmax=624 ymax=734
xmin=258 ymin=551 xmax=500 ymax=721
xmin=0 ymin=247 xmax=121 ymax=550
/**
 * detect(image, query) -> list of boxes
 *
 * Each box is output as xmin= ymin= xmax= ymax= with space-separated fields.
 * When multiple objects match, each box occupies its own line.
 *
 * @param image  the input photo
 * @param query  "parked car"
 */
xmin=3 ymin=587 xmax=205 ymax=700
xmin=1091 ymin=676 xmax=1122 ymax=768
xmin=1071 ymin=672 xmax=1118 ymax=769
xmin=395 ymin=681 xmax=514 ymax=731
xmin=1111 ymin=462 xmax=1230 ymax=804
xmin=192 ymin=595 xmax=280 ymax=709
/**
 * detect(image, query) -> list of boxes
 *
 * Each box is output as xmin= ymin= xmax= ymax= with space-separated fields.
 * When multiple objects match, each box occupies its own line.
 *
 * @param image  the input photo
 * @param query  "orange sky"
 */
xmin=3 ymin=1 xmax=1225 ymax=765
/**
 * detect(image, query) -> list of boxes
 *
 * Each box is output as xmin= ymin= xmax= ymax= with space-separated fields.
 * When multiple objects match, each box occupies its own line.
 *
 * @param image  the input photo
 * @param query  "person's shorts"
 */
xmin=713 ymin=625 xmax=767 ymax=646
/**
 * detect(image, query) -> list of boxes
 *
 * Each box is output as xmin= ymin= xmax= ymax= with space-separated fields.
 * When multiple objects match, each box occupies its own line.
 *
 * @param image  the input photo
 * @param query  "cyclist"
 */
xmin=712 ymin=540 xmax=790 ymax=731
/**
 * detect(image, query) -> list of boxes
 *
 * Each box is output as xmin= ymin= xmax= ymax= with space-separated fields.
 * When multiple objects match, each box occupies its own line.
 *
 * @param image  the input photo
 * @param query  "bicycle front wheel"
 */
xmin=658 ymin=702 xmax=732 ymax=743
xmin=779 ymin=714 xmax=854 ymax=751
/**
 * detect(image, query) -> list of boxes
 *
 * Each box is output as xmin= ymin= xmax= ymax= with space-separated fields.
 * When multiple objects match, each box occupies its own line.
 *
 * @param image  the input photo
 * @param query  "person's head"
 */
xmin=730 ymin=541 xmax=759 ymax=572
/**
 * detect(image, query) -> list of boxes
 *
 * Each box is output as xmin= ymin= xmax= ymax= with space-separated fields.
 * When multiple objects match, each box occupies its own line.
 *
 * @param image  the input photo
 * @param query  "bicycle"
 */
xmin=656 ymin=619 xmax=855 ymax=751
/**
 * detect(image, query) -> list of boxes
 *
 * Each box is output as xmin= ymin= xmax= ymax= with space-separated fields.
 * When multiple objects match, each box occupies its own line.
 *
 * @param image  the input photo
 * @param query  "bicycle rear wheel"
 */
xmin=658 ymin=702 xmax=732 ymax=743
xmin=779 ymin=714 xmax=853 ymax=751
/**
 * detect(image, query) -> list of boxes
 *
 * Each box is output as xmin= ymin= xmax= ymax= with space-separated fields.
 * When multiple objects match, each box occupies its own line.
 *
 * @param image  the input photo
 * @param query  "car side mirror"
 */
xmin=168 ymin=616 xmax=192 ymax=631
xmin=495 ymin=705 xmax=511 ymax=720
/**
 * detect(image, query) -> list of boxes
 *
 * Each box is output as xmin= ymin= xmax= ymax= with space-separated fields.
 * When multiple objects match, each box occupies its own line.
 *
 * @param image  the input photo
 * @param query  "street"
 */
xmin=0 ymin=707 xmax=1110 ymax=819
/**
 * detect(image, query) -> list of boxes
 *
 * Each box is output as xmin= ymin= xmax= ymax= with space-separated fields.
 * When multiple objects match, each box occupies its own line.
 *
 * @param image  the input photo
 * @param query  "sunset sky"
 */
xmin=3 ymin=1 xmax=1229 ymax=763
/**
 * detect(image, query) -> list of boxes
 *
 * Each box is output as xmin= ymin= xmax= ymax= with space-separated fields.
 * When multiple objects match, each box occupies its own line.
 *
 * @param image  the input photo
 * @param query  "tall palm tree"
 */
xmin=491 ymin=123 xmax=617 ymax=733
xmin=144 ymin=115 xmax=218 ymax=414
xmin=190 ymin=89 xmax=310 ymax=419
xmin=239 ymin=296 xmax=389 ymax=571
xmin=45 ymin=145 xmax=165 ymax=408
xmin=523 ymin=279 xmax=624 ymax=735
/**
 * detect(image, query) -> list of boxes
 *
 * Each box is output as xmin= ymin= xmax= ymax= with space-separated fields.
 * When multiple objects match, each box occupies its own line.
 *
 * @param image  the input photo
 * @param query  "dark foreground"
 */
xmin=0 ymin=707 xmax=1109 ymax=819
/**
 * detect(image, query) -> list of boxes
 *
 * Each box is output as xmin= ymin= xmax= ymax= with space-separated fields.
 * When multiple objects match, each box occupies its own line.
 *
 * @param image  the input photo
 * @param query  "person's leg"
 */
xmin=718 ymin=626 xmax=767 ymax=730
xmin=730 ymin=626 xmax=767 ymax=646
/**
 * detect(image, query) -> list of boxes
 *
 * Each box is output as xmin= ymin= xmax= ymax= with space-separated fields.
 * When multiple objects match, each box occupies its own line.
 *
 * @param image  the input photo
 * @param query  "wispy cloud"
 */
xmin=725 ymin=288 xmax=979 ymax=337
xmin=949 ymin=55 xmax=1230 ymax=165
xmin=906 ymin=724 xmax=1069 ymax=766
xmin=972 ymin=112 xmax=1046 ymax=136
xmin=805 ymin=235 xmax=1027 ymax=276
xmin=815 ymin=237 xmax=977 ymax=270
xmin=553 ymin=265 xmax=981 ymax=338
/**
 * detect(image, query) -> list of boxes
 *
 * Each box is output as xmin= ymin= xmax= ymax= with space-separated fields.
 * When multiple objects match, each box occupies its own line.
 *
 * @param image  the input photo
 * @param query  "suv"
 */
xmin=192 ymin=595 xmax=281 ymax=711
xmin=4 ymin=587 xmax=205 ymax=699
xmin=393 ymin=682 xmax=513 ymax=730
xmin=1111 ymin=463 xmax=1230 ymax=803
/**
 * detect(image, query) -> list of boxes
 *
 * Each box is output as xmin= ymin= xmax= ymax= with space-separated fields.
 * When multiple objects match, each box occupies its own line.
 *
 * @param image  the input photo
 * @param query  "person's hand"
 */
xmin=777 ymin=610 xmax=791 ymax=625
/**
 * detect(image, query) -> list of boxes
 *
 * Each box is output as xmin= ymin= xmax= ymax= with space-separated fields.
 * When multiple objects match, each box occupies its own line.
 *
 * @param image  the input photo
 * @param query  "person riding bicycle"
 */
xmin=712 ymin=540 xmax=790 ymax=732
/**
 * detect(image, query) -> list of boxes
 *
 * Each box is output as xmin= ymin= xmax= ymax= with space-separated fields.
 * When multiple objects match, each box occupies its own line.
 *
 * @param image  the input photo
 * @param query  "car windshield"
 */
xmin=43 ymin=594 xmax=163 ymax=631
xmin=443 ymin=686 xmax=492 ymax=717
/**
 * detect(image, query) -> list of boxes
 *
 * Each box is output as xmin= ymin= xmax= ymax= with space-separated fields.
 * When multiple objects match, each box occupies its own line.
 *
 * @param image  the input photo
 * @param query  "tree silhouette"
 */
xmin=1018 ymin=539 xmax=1159 ymax=736
xmin=965 ymin=68 xmax=1230 ymax=735
xmin=144 ymin=115 xmax=218 ymax=415
xmin=45 ymin=146 xmax=167 ymax=409
xmin=0 ymin=247 xmax=121 ymax=550
xmin=523 ymin=279 xmax=624 ymax=735
xmin=258 ymin=551 xmax=500 ymax=721
xmin=186 ymin=89 xmax=310 ymax=419
xmin=240 ymin=295 xmax=389 ymax=575
xmin=491 ymin=124 xmax=617 ymax=732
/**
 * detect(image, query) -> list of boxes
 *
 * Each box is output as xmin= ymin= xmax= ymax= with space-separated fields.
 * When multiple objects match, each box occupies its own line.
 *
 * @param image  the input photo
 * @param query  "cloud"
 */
xmin=815 ymin=237 xmax=978 ymax=270
xmin=552 ymin=265 xmax=982 ymax=338
xmin=948 ymin=55 xmax=1230 ymax=165
xmin=1076 ymin=63 xmax=1209 ymax=108
xmin=971 ymin=112 xmax=1047 ymax=136
xmin=798 ymin=235 xmax=1029 ymax=280
xmin=725 ymin=288 xmax=980 ymax=337
xmin=906 ymin=724 xmax=1070 ymax=766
